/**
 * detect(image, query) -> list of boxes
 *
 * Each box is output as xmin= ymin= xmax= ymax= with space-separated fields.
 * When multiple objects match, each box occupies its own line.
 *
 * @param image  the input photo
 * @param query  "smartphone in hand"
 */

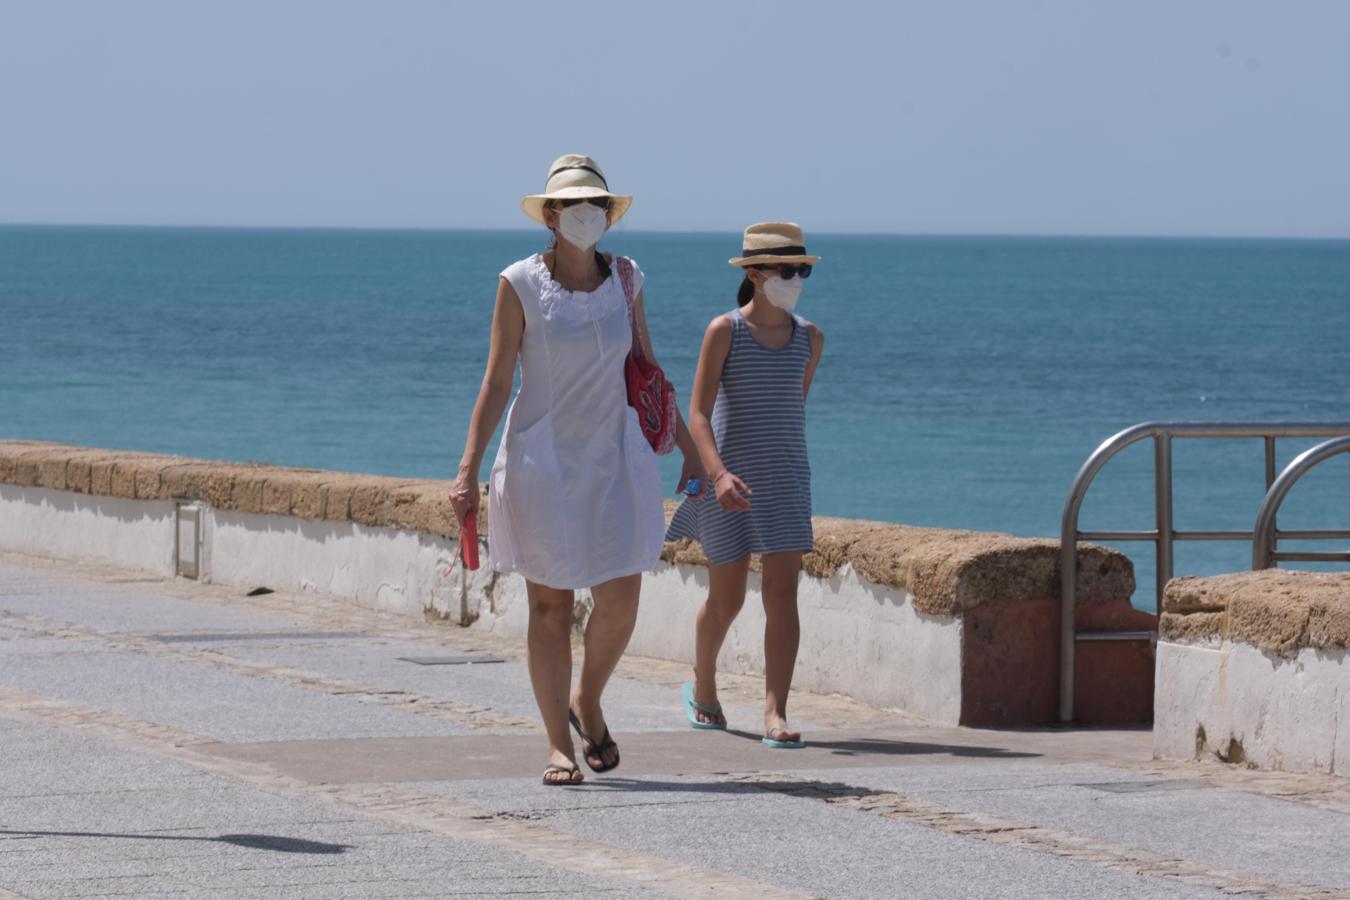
xmin=460 ymin=514 xmax=480 ymax=570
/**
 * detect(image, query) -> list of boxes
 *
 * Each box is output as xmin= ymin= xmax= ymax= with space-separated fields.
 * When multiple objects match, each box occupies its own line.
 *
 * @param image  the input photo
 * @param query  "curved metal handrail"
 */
xmin=1059 ymin=420 xmax=1350 ymax=723
xmin=1252 ymin=435 xmax=1350 ymax=570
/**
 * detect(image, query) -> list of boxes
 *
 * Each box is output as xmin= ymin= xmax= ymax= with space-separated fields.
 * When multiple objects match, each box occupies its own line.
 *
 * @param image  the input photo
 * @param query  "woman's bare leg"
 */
xmin=571 ymin=573 xmax=641 ymax=769
xmin=526 ymin=580 xmax=582 ymax=783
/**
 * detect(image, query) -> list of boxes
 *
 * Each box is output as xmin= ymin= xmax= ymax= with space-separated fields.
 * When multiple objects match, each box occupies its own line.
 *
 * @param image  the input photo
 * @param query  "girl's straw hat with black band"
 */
xmin=729 ymin=222 xmax=821 ymax=267
xmin=521 ymin=154 xmax=632 ymax=226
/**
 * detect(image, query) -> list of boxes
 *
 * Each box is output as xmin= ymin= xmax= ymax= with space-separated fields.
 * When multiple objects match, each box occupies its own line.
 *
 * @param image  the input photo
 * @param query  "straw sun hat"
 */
xmin=728 ymin=222 xmax=821 ymax=267
xmin=520 ymin=154 xmax=632 ymax=227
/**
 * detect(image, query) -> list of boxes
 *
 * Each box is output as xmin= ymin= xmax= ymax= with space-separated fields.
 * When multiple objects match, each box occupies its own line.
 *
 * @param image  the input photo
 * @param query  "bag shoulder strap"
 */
xmin=615 ymin=256 xmax=647 ymax=360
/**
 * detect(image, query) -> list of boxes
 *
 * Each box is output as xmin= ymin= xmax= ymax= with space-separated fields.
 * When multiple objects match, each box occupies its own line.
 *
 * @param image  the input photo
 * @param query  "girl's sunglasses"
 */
xmin=753 ymin=263 xmax=813 ymax=279
xmin=557 ymin=197 xmax=611 ymax=211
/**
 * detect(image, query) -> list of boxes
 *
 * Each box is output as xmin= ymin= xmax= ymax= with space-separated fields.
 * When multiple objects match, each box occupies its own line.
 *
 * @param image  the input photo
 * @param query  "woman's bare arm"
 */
xmin=451 ymin=278 xmax=524 ymax=519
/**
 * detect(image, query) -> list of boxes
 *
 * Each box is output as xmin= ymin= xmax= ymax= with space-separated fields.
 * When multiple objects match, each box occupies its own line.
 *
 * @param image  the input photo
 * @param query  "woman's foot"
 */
xmin=543 ymin=748 xmax=584 ymax=785
xmin=569 ymin=694 xmax=620 ymax=772
xmin=763 ymin=717 xmax=804 ymax=748
xmin=690 ymin=679 xmax=727 ymax=727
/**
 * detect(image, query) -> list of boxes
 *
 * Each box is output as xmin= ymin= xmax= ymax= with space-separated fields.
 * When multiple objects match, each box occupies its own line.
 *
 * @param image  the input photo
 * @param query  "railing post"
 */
xmin=1264 ymin=436 xmax=1276 ymax=490
xmin=1154 ymin=432 xmax=1174 ymax=612
xmin=1059 ymin=529 xmax=1077 ymax=723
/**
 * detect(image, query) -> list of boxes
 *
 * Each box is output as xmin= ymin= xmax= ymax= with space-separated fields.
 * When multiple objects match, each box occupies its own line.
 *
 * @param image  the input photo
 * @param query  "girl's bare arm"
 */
xmin=803 ymin=322 xmax=825 ymax=400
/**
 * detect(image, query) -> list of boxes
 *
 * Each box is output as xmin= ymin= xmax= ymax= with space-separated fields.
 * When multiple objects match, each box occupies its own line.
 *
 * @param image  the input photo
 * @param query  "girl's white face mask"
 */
xmin=557 ymin=204 xmax=608 ymax=250
xmin=762 ymin=274 xmax=803 ymax=313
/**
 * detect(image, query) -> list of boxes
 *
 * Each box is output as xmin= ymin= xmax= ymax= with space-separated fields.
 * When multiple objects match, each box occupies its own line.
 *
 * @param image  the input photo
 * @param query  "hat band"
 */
xmin=548 ymin=164 xmax=609 ymax=190
xmin=741 ymin=245 xmax=807 ymax=258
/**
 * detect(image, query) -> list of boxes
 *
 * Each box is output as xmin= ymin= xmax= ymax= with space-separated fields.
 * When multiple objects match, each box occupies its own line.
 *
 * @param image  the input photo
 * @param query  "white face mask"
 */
xmin=762 ymin=274 xmax=803 ymax=313
xmin=556 ymin=203 xmax=608 ymax=250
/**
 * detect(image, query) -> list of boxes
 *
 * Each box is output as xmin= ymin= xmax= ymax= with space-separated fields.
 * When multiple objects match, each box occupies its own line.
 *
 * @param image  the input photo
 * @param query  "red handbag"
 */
xmin=616 ymin=256 xmax=678 ymax=455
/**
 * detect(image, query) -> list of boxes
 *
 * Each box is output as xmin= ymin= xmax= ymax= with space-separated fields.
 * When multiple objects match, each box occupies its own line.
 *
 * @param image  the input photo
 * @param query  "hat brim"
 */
xmin=521 ymin=186 xmax=632 ymax=226
xmin=729 ymin=254 xmax=821 ymax=267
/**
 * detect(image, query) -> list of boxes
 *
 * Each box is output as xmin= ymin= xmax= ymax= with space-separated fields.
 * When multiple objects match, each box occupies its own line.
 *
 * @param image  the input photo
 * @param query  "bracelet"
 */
xmin=712 ymin=470 xmax=730 ymax=485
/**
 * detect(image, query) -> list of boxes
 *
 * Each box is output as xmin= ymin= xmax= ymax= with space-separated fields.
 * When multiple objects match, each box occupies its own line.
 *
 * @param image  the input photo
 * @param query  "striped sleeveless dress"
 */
xmin=666 ymin=308 xmax=813 ymax=564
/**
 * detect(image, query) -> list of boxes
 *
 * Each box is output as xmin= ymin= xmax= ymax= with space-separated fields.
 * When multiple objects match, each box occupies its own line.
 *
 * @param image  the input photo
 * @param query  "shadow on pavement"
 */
xmin=0 ymin=830 xmax=350 ymax=854
xmin=723 ymin=730 xmax=1041 ymax=759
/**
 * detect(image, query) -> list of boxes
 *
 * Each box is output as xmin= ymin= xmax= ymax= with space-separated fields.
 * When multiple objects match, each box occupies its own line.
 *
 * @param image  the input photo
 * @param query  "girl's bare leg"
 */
xmin=760 ymin=551 xmax=803 ymax=739
xmin=691 ymin=556 xmax=751 ymax=726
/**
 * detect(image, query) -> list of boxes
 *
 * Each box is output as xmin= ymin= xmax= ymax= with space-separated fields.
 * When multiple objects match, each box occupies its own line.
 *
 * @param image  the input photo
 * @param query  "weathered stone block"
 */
xmin=1162 ymin=570 xmax=1350 ymax=655
xmin=110 ymin=461 xmax=139 ymax=498
xmin=321 ymin=479 xmax=356 ymax=522
xmin=39 ymin=457 xmax=70 ymax=491
xmin=230 ymin=470 xmax=267 ymax=514
xmin=63 ymin=450 xmax=109 ymax=494
xmin=90 ymin=458 xmax=116 ymax=495
xmin=388 ymin=482 xmax=458 ymax=537
xmin=289 ymin=475 xmax=327 ymax=520
xmin=350 ymin=481 xmax=391 ymax=527
xmin=134 ymin=462 xmax=163 ymax=500
xmin=261 ymin=477 xmax=292 ymax=516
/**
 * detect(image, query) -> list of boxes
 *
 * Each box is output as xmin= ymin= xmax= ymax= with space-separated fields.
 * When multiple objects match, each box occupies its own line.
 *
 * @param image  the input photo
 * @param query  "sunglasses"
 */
xmin=752 ymin=263 xmax=813 ymax=279
xmin=557 ymin=197 xmax=611 ymax=211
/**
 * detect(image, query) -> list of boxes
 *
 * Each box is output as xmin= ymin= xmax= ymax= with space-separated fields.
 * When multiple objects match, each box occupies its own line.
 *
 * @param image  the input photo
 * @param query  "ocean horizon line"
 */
xmin=3 ymin=221 xmax=1349 ymax=245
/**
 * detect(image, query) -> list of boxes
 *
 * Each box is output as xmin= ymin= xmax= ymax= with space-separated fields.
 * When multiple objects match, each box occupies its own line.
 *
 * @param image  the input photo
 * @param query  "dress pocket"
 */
xmin=506 ymin=414 xmax=560 ymax=487
xmin=623 ymin=408 xmax=662 ymax=493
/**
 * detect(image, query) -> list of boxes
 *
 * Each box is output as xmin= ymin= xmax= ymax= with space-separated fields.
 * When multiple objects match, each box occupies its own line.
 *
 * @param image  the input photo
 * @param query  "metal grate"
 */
xmin=150 ymin=631 xmax=359 ymax=643
xmin=397 ymin=655 xmax=506 ymax=666
xmin=1077 ymin=779 xmax=1211 ymax=794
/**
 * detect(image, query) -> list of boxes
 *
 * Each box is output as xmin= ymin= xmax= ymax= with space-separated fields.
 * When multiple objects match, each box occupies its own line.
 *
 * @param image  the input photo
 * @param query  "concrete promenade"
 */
xmin=1 ymin=552 xmax=1348 ymax=899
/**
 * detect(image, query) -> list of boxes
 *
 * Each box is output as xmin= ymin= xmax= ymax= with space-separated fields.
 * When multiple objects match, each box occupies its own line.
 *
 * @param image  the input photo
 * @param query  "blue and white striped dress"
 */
xmin=666 ymin=308 xmax=813 ymax=564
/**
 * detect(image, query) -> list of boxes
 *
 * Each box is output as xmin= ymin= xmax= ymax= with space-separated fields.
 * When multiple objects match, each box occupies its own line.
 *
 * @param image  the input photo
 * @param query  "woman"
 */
xmin=667 ymin=222 xmax=824 ymax=749
xmin=449 ymin=155 xmax=701 ymax=785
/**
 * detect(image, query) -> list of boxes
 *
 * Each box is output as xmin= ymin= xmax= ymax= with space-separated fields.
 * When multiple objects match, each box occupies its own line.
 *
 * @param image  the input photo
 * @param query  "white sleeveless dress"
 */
xmin=488 ymin=253 xmax=665 ymax=590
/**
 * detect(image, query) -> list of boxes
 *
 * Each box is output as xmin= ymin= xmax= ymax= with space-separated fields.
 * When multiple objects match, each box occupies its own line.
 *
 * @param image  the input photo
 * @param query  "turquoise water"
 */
xmin=4 ymin=225 xmax=1350 ymax=608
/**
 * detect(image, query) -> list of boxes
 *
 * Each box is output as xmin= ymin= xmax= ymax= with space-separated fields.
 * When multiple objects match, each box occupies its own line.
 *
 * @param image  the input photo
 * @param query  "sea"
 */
xmin=4 ymin=225 xmax=1349 ymax=610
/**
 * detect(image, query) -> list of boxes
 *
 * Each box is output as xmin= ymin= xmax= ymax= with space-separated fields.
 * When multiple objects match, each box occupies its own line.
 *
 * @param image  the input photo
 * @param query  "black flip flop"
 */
xmin=542 ymin=763 xmax=582 ymax=786
xmin=568 ymin=708 xmax=620 ymax=773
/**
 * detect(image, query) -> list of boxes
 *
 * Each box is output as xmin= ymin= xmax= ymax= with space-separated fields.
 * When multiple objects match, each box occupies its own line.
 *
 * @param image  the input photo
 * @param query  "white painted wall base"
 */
xmin=0 ymin=486 xmax=176 ymax=575
xmin=203 ymin=508 xmax=465 ymax=621
xmin=617 ymin=563 xmax=963 ymax=723
xmin=1154 ymin=639 xmax=1350 ymax=776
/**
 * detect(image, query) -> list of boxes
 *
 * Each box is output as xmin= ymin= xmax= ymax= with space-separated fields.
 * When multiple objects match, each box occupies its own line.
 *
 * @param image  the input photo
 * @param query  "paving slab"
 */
xmin=0 ymin=650 xmax=471 ymax=742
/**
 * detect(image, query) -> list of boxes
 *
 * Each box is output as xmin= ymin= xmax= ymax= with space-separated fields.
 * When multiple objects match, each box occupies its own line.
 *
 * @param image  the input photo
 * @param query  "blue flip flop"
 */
xmin=682 ymin=682 xmax=726 ymax=730
xmin=762 ymin=725 xmax=806 ymax=749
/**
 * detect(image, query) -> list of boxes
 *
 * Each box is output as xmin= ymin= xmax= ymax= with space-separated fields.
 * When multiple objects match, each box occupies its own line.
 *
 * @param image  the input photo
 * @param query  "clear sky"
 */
xmin=2 ymin=0 xmax=1348 ymax=237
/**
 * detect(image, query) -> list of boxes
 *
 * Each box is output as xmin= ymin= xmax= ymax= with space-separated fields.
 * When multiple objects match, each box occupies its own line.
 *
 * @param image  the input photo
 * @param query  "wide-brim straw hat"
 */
xmin=521 ymin=154 xmax=632 ymax=227
xmin=729 ymin=222 xmax=821 ymax=267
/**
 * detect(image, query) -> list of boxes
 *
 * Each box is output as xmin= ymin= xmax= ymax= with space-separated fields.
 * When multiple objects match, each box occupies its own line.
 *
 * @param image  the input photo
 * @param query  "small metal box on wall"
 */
xmin=176 ymin=503 xmax=202 ymax=579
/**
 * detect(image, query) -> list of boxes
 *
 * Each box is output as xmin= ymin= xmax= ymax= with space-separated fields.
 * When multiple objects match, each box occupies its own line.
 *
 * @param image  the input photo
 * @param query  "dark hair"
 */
xmin=737 ymin=274 xmax=754 ymax=307
xmin=543 ymin=201 xmax=611 ymax=279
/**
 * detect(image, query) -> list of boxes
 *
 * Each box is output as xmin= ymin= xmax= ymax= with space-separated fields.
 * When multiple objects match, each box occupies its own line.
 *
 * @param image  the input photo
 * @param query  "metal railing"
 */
xmin=1252 ymin=435 xmax=1350 ymax=570
xmin=1058 ymin=421 xmax=1350 ymax=722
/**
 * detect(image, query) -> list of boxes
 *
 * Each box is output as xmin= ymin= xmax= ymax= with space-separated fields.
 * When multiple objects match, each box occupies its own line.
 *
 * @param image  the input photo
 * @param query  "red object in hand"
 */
xmin=460 ymin=513 xmax=480 ymax=571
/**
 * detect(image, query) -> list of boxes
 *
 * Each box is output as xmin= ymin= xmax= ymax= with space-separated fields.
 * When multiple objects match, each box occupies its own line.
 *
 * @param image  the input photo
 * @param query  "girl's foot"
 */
xmin=543 ymin=749 xmax=584 ymax=785
xmin=763 ymin=721 xmax=805 ymax=749
xmin=691 ymin=680 xmax=727 ymax=727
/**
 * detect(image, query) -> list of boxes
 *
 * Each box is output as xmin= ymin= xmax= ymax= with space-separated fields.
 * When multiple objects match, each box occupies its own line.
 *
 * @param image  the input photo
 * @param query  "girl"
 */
xmin=666 ymin=222 xmax=824 ymax=748
xmin=449 ymin=155 xmax=701 ymax=784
